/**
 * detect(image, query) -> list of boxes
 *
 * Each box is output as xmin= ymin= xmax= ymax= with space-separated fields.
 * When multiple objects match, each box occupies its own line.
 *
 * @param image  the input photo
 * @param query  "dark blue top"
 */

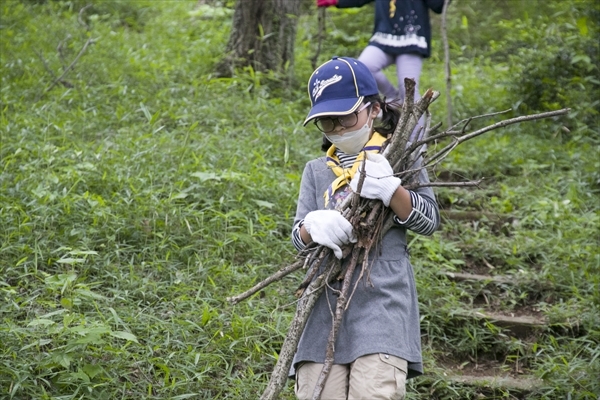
xmin=337 ymin=0 xmax=445 ymax=58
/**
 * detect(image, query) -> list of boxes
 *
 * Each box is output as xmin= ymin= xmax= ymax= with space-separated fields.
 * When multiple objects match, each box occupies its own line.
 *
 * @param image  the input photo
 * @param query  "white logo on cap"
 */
xmin=312 ymin=74 xmax=342 ymax=101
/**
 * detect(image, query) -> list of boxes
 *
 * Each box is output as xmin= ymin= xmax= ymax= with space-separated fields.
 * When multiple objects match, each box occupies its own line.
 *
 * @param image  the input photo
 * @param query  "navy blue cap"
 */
xmin=304 ymin=57 xmax=378 ymax=126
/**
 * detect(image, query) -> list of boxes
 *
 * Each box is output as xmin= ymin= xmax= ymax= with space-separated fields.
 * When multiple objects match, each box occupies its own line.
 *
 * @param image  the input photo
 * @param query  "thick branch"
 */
xmin=260 ymin=261 xmax=342 ymax=400
xmin=388 ymin=88 xmax=438 ymax=170
xmin=383 ymin=79 xmax=416 ymax=164
xmin=312 ymin=248 xmax=363 ymax=399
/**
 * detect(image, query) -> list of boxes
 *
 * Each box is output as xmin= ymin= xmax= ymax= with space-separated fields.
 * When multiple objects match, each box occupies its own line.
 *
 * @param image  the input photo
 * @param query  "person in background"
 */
xmin=317 ymin=0 xmax=446 ymax=141
xmin=290 ymin=56 xmax=439 ymax=399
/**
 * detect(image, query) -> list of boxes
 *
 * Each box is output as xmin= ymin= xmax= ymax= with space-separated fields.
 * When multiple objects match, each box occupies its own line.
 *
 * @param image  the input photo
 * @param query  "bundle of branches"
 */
xmin=227 ymin=79 xmax=569 ymax=400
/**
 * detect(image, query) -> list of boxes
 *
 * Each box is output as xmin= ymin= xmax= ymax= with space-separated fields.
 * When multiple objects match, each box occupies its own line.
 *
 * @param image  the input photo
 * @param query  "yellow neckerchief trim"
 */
xmin=324 ymin=131 xmax=387 ymax=207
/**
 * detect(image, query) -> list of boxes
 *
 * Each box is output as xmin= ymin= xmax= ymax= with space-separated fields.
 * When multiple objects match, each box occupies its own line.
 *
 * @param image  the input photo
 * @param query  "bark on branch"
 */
xmin=260 ymin=257 xmax=342 ymax=400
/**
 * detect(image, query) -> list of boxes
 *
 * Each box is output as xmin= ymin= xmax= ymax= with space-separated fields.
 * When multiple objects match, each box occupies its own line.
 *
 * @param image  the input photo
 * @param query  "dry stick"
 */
xmin=349 ymin=207 xmax=389 ymax=304
xmin=400 ymin=110 xmax=499 ymax=182
xmin=56 ymin=33 xmax=72 ymax=71
xmin=389 ymin=91 xmax=437 ymax=175
xmin=429 ymin=121 xmax=443 ymax=135
xmin=311 ymin=158 xmax=375 ymax=399
xmin=451 ymin=109 xmax=570 ymax=141
xmin=260 ymin=261 xmax=343 ymax=400
xmin=227 ymin=244 xmax=339 ymax=306
xmin=44 ymin=37 xmax=96 ymax=94
xmin=402 ymin=109 xmax=570 ymax=185
xmin=405 ymin=180 xmax=484 ymax=190
xmin=424 ymin=108 xmax=571 ymax=168
xmin=399 ymin=108 xmax=571 ymax=187
xmin=412 ymin=108 xmax=512 ymax=152
xmin=295 ymin=246 xmax=332 ymax=297
xmin=357 ymin=83 xmax=437 ymax=230
xmin=412 ymin=109 xmax=432 ymax=160
xmin=311 ymin=247 xmax=364 ymax=400
xmin=394 ymin=110 xmax=573 ymax=187
xmin=441 ymin=0 xmax=452 ymax=128
xmin=397 ymin=110 xmax=434 ymax=187
xmin=394 ymin=78 xmax=415 ymax=156
xmin=227 ymin=257 xmax=306 ymax=305
xmin=377 ymin=106 xmax=435 ymax=247
xmin=336 ymin=82 xmax=431 ymax=216
xmin=382 ymin=79 xmax=416 ymax=164
xmin=229 ymin=244 xmax=328 ymax=304
xmin=396 ymin=91 xmax=439 ymax=167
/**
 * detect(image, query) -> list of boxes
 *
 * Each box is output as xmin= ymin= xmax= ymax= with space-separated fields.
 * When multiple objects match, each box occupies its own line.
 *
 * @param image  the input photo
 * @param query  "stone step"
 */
xmin=440 ymin=270 xmax=555 ymax=293
xmin=433 ymin=359 xmax=545 ymax=396
xmin=441 ymin=270 xmax=514 ymax=285
xmin=447 ymin=374 xmax=544 ymax=392
xmin=454 ymin=309 xmax=547 ymax=337
xmin=440 ymin=209 xmax=515 ymax=224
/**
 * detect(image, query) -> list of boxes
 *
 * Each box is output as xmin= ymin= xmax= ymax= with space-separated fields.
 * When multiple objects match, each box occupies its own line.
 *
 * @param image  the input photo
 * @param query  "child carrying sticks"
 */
xmin=290 ymin=56 xmax=440 ymax=399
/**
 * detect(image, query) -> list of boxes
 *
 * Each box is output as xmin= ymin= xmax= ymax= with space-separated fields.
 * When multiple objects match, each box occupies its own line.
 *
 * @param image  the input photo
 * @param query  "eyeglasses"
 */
xmin=314 ymin=102 xmax=371 ymax=133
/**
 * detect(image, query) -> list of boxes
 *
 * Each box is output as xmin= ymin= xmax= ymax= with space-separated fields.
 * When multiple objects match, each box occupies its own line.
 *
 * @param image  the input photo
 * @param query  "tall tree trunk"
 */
xmin=215 ymin=0 xmax=300 ymax=78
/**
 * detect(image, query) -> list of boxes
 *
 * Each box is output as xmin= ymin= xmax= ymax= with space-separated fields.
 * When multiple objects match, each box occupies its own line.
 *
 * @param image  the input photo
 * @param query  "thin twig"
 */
xmin=384 ymin=78 xmax=416 ymax=164
xmin=405 ymin=109 xmax=513 ymax=158
xmin=44 ymin=37 xmax=97 ymax=94
xmin=56 ymin=33 xmax=72 ymax=71
xmin=458 ymin=109 xmax=570 ymax=141
xmin=296 ymin=246 xmax=331 ymax=297
xmin=404 ymin=180 xmax=484 ymax=191
xmin=227 ymin=258 xmax=306 ymax=304
xmin=424 ymin=108 xmax=570 ymax=168
xmin=78 ymin=5 xmax=92 ymax=31
xmin=34 ymin=50 xmax=58 ymax=79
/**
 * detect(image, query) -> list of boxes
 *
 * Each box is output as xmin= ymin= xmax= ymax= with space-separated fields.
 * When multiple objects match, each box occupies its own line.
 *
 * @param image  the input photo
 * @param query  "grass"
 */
xmin=1 ymin=1 xmax=599 ymax=399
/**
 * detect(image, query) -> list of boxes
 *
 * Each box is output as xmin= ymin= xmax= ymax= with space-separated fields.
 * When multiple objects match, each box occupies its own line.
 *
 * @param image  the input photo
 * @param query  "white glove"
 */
xmin=350 ymin=153 xmax=401 ymax=207
xmin=303 ymin=210 xmax=357 ymax=259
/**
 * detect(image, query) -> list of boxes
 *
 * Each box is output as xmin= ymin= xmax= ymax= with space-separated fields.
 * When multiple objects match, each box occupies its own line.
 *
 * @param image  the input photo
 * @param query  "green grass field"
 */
xmin=1 ymin=1 xmax=598 ymax=399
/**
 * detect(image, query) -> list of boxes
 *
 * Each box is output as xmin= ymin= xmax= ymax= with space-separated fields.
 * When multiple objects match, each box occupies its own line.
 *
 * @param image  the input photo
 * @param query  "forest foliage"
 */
xmin=0 ymin=0 xmax=598 ymax=399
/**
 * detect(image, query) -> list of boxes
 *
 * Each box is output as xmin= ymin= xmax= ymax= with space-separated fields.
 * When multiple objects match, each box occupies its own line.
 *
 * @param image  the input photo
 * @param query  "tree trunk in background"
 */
xmin=215 ymin=0 xmax=300 ymax=78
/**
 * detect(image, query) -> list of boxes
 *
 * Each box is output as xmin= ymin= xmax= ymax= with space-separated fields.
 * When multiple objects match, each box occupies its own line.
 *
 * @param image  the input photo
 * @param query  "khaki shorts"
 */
xmin=295 ymin=353 xmax=407 ymax=400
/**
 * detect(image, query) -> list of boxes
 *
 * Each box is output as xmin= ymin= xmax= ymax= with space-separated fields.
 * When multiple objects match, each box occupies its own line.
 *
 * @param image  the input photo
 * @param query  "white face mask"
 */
xmin=325 ymin=117 xmax=373 ymax=154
